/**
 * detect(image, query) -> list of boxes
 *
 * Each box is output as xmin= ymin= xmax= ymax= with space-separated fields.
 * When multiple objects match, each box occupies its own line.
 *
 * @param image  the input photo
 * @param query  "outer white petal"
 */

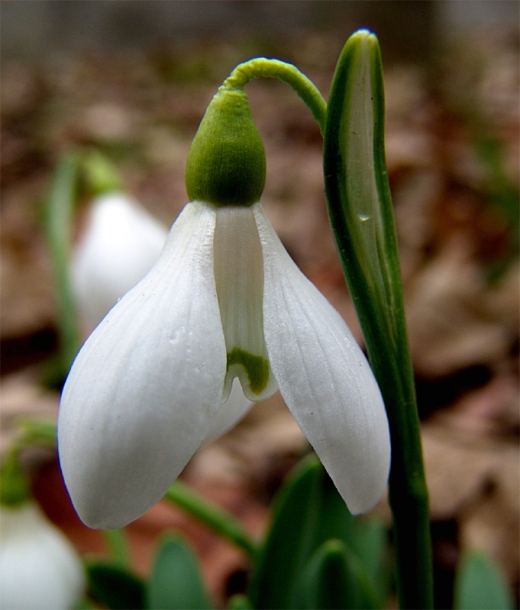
xmin=71 ymin=192 xmax=168 ymax=329
xmin=58 ymin=201 xmax=226 ymax=529
xmin=253 ymin=203 xmax=390 ymax=514
xmin=0 ymin=503 xmax=85 ymax=610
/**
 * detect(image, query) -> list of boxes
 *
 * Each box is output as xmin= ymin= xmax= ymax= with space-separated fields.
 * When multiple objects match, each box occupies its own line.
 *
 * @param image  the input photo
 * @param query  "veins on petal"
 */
xmin=212 ymin=205 xmax=278 ymax=402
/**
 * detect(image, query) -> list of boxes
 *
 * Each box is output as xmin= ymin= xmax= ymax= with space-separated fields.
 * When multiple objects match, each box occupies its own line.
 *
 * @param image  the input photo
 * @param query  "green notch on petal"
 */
xmin=227 ymin=347 xmax=270 ymax=395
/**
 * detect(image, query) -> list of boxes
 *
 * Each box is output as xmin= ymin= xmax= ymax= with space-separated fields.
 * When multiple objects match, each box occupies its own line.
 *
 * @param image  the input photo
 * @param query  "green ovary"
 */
xmin=227 ymin=347 xmax=270 ymax=395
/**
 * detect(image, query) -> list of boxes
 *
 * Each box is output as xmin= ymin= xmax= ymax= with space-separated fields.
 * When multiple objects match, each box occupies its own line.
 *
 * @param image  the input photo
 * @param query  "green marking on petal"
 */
xmin=227 ymin=347 xmax=270 ymax=395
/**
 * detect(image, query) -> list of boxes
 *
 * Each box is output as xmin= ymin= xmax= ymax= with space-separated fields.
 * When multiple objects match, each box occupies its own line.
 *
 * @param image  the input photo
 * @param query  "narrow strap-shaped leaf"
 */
xmin=308 ymin=457 xmax=391 ymax=604
xmin=454 ymin=550 xmax=514 ymax=610
xmin=86 ymin=561 xmax=145 ymax=610
xmin=350 ymin=518 xmax=392 ymax=606
xmin=293 ymin=539 xmax=380 ymax=610
xmin=323 ymin=30 xmax=433 ymax=609
xmin=247 ymin=455 xmax=324 ymax=609
xmin=146 ymin=534 xmax=213 ymax=610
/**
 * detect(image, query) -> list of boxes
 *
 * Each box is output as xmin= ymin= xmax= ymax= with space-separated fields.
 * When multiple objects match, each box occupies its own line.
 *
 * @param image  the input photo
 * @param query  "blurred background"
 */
xmin=1 ymin=1 xmax=519 ymax=607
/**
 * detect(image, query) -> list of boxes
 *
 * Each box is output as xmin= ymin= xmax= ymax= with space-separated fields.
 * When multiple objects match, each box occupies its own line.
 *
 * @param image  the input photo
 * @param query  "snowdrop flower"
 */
xmin=71 ymin=192 xmax=168 ymax=329
xmin=0 ymin=502 xmax=85 ymax=610
xmin=58 ymin=87 xmax=390 ymax=529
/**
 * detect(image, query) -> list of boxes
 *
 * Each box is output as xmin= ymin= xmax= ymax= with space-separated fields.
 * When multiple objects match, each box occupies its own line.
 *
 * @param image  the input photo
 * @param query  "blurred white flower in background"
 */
xmin=71 ymin=192 xmax=168 ymax=330
xmin=0 ymin=502 xmax=85 ymax=610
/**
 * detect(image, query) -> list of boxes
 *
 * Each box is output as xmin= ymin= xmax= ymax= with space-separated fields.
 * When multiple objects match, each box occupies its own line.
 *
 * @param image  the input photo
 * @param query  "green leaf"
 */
xmin=293 ymin=540 xmax=380 ymax=610
xmin=248 ymin=455 xmax=390 ymax=609
xmin=86 ymin=561 xmax=145 ymax=609
xmin=300 ymin=458 xmax=391 ymax=604
xmin=146 ymin=534 xmax=213 ymax=610
xmin=247 ymin=455 xmax=324 ymax=609
xmin=350 ymin=518 xmax=391 ymax=605
xmin=323 ymin=29 xmax=433 ymax=609
xmin=454 ymin=550 xmax=514 ymax=610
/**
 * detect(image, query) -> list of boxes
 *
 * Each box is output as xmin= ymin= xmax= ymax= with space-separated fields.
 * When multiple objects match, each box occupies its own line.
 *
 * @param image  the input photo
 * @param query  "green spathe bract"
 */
xmin=185 ymin=88 xmax=266 ymax=207
xmin=324 ymin=29 xmax=433 ymax=608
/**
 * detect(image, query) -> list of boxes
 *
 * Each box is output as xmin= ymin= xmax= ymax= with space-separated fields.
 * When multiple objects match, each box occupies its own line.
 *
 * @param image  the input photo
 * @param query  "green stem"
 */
xmin=222 ymin=58 xmax=327 ymax=135
xmin=45 ymin=152 xmax=82 ymax=376
xmin=103 ymin=528 xmax=131 ymax=567
xmin=164 ymin=480 xmax=257 ymax=558
xmin=323 ymin=31 xmax=433 ymax=608
xmin=0 ymin=448 xmax=32 ymax=506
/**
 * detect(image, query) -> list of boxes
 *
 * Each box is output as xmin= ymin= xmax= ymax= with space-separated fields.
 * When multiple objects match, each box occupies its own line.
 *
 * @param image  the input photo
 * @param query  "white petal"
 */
xmin=202 ymin=379 xmax=252 ymax=444
xmin=71 ymin=192 xmax=168 ymax=330
xmin=58 ymin=201 xmax=226 ymax=529
xmin=0 ymin=503 xmax=85 ymax=610
xmin=213 ymin=205 xmax=278 ymax=401
xmin=254 ymin=204 xmax=390 ymax=514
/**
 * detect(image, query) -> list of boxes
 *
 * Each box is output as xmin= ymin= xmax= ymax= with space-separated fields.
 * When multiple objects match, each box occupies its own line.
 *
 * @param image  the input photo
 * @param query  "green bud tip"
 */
xmin=185 ymin=87 xmax=266 ymax=207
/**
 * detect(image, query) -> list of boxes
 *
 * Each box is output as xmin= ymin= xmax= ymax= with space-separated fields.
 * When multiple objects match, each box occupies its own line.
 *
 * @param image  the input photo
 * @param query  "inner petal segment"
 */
xmin=213 ymin=205 xmax=278 ymax=402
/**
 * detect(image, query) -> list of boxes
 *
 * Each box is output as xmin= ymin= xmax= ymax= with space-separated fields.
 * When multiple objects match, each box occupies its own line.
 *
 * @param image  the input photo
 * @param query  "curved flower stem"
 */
xmin=222 ymin=41 xmax=433 ymax=606
xmin=164 ymin=481 xmax=257 ymax=558
xmin=222 ymin=58 xmax=327 ymax=135
xmin=323 ymin=31 xmax=433 ymax=608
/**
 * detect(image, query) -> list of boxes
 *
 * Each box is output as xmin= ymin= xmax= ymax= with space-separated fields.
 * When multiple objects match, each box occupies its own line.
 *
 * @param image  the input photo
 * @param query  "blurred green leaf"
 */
xmin=86 ymin=561 xmax=145 ymax=609
xmin=17 ymin=418 xmax=57 ymax=449
xmin=349 ymin=518 xmax=391 ymax=605
xmin=146 ymin=534 xmax=213 ymax=610
xmin=454 ymin=550 xmax=514 ymax=610
xmin=304 ymin=459 xmax=391 ymax=604
xmin=227 ymin=594 xmax=253 ymax=609
xmin=474 ymin=134 xmax=520 ymax=281
xmin=293 ymin=540 xmax=379 ymax=609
